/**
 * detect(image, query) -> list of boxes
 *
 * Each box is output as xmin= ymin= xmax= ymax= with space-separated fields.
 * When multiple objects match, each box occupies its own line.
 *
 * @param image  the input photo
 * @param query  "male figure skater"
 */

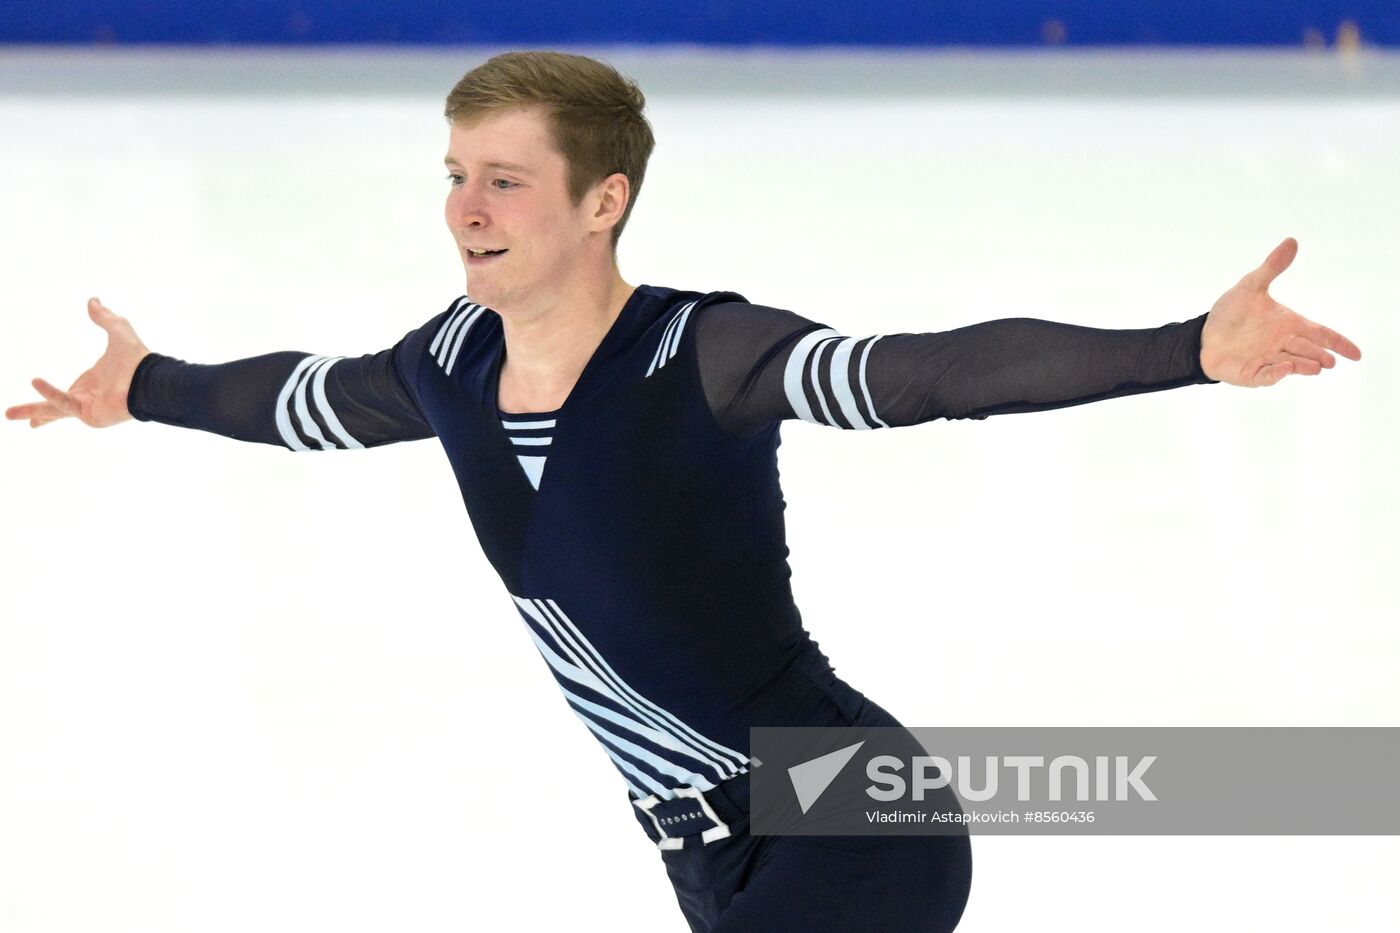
xmin=7 ymin=51 xmax=1361 ymax=932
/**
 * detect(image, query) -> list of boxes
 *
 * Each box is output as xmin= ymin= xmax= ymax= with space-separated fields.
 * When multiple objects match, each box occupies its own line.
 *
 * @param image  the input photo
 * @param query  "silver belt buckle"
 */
xmin=633 ymin=785 xmax=732 ymax=850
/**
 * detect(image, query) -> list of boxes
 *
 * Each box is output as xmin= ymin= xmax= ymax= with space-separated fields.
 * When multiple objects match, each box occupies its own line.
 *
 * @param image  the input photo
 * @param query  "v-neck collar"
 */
xmin=488 ymin=285 xmax=646 ymax=494
xmin=490 ymin=286 xmax=644 ymax=417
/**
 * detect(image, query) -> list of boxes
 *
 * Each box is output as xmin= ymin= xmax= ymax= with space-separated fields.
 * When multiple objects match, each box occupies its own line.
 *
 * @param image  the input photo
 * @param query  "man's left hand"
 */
xmin=1200 ymin=237 xmax=1362 ymax=387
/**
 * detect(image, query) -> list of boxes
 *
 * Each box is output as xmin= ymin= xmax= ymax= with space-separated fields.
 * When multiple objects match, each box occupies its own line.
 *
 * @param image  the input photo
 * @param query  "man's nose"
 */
xmin=448 ymin=183 xmax=489 ymax=226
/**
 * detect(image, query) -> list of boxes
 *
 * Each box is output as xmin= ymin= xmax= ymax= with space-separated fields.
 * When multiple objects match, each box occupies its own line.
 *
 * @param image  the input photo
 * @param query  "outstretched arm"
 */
xmin=6 ymin=296 xmax=454 ymax=450
xmin=695 ymin=238 xmax=1361 ymax=435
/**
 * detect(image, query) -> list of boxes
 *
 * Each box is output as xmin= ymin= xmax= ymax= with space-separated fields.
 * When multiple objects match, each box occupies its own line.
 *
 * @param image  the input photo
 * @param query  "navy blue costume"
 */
xmin=127 ymin=284 xmax=1218 ymax=930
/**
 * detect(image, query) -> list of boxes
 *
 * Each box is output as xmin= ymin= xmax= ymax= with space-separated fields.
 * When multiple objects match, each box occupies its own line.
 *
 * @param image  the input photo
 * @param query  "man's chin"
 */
xmin=464 ymin=273 xmax=493 ymax=300
xmin=465 ymin=279 xmax=512 ymax=311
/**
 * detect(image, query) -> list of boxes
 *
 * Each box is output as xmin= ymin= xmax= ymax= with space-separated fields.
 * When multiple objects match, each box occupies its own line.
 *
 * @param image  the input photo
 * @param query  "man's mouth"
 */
xmin=466 ymin=248 xmax=507 ymax=257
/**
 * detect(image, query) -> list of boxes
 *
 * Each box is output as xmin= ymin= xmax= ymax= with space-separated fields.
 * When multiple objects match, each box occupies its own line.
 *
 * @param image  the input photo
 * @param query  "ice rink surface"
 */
xmin=2 ymin=47 xmax=1397 ymax=932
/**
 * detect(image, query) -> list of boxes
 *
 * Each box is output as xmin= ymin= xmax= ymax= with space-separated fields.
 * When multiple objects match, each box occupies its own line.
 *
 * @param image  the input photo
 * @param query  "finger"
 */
xmin=30 ymin=377 xmax=79 ymax=416
xmin=5 ymin=400 xmax=63 ymax=421
xmin=1283 ymin=334 xmax=1336 ymax=369
xmin=1255 ymin=359 xmax=1295 ymax=387
xmin=87 ymin=296 xmax=123 ymax=333
xmin=1278 ymin=351 xmax=1322 ymax=376
xmin=31 ymin=415 xmax=62 ymax=428
xmin=1249 ymin=237 xmax=1298 ymax=292
xmin=1300 ymin=320 xmax=1362 ymax=361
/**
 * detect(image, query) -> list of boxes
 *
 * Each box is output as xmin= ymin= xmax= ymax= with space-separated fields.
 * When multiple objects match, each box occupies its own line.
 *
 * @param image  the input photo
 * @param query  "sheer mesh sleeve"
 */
xmin=125 ymin=303 xmax=458 ymax=451
xmin=694 ymin=301 xmax=1219 ymax=436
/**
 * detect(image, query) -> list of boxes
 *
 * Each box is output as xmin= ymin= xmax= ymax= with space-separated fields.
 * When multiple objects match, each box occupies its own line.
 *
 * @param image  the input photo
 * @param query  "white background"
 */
xmin=2 ymin=47 xmax=1397 ymax=931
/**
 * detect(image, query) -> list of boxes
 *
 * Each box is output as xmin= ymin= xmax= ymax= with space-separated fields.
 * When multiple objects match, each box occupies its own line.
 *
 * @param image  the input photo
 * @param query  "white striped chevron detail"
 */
xmin=646 ymin=299 xmax=699 ymax=378
xmin=500 ymin=411 xmax=556 ymax=490
xmin=274 ymin=355 xmax=365 ymax=451
xmin=428 ymin=298 xmax=488 ymax=376
xmin=783 ymin=328 xmax=892 ymax=429
xmin=510 ymin=594 xmax=750 ymax=801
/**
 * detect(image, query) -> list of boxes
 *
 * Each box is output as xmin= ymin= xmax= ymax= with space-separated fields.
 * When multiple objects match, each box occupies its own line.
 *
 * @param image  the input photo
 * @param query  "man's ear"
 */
xmin=589 ymin=172 xmax=630 ymax=234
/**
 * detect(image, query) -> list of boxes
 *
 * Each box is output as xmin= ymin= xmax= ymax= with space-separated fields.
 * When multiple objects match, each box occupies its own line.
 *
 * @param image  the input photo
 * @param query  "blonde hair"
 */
xmin=444 ymin=50 xmax=655 ymax=250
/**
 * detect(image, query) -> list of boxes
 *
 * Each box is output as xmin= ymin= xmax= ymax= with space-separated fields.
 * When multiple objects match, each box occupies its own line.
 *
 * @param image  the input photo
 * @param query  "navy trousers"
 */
xmin=636 ymin=682 xmax=973 ymax=931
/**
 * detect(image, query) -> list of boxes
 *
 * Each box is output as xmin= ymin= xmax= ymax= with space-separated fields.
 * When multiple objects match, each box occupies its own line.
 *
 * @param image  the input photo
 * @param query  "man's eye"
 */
xmin=443 ymin=174 xmax=514 ymax=189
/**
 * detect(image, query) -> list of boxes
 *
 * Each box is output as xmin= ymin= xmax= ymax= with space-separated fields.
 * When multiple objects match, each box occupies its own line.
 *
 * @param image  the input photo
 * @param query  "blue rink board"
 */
xmin=1 ymin=2 xmax=1397 ymax=47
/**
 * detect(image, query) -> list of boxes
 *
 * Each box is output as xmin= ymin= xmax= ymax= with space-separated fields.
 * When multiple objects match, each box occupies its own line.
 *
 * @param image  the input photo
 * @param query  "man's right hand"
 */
xmin=5 ymin=297 xmax=152 ymax=429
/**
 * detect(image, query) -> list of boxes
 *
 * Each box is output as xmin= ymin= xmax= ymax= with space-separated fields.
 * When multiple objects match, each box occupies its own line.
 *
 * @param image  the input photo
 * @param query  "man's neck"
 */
xmin=495 ymin=266 xmax=635 ymax=412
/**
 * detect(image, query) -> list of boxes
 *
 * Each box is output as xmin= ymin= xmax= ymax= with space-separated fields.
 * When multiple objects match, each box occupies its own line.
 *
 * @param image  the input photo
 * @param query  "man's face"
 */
xmin=443 ymin=106 xmax=590 ymax=312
